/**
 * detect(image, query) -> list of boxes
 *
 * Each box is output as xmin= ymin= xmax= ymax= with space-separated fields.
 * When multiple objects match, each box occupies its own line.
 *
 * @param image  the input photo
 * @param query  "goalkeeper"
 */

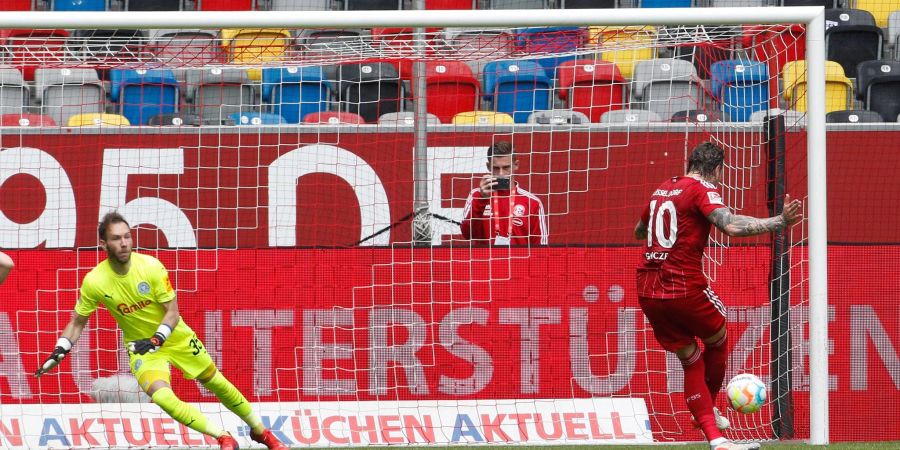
xmin=36 ymin=211 xmax=289 ymax=450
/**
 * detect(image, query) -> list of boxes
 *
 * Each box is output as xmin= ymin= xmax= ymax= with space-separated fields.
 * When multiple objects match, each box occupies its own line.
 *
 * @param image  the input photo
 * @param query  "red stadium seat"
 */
xmin=426 ymin=0 xmax=474 ymax=8
xmin=411 ymin=60 xmax=480 ymax=123
xmin=0 ymin=29 xmax=69 ymax=81
xmin=197 ymin=0 xmax=254 ymax=10
xmin=0 ymin=0 xmax=32 ymax=10
xmin=303 ymin=111 xmax=366 ymax=124
xmin=0 ymin=114 xmax=56 ymax=127
xmin=557 ymin=59 xmax=626 ymax=122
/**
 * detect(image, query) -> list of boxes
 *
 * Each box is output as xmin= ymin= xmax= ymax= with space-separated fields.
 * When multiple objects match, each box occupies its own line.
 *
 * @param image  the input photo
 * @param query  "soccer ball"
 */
xmin=726 ymin=373 xmax=767 ymax=414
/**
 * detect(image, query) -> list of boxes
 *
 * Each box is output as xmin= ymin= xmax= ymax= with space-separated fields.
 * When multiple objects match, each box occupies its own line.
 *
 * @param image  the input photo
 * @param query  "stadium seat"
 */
xmin=0 ymin=29 xmax=69 ymax=81
xmin=67 ymin=113 xmax=130 ymax=127
xmin=600 ymin=109 xmax=663 ymax=123
xmin=482 ymin=60 xmax=552 ymax=123
xmin=825 ymin=109 xmax=884 ymax=123
xmin=221 ymin=28 xmax=292 ymax=80
xmin=35 ymin=68 xmax=104 ymax=126
xmin=669 ymin=109 xmax=728 ymax=122
xmin=745 ymin=24 xmax=805 ymax=87
xmin=641 ymin=0 xmax=691 ymax=7
xmin=53 ymin=0 xmax=106 ymax=10
xmin=561 ymin=0 xmax=616 ymax=7
xmin=489 ymin=0 xmax=547 ymax=8
xmin=782 ymin=0 xmax=835 ymax=6
xmin=527 ymin=109 xmax=590 ymax=124
xmin=336 ymin=62 xmax=404 ymax=123
xmin=185 ymin=68 xmax=255 ymax=124
xmin=631 ymin=58 xmax=702 ymax=119
xmin=126 ymin=0 xmax=182 ymax=10
xmin=0 ymin=114 xmax=56 ymax=127
xmin=261 ymin=66 xmax=332 ymax=124
xmin=70 ymin=29 xmax=146 ymax=73
xmin=556 ymin=59 xmax=626 ymax=122
xmin=853 ymin=0 xmax=900 ymax=27
xmin=270 ymin=0 xmax=331 ymax=9
xmin=781 ymin=60 xmax=851 ymax=113
xmin=410 ymin=60 xmax=479 ymax=123
xmin=345 ymin=0 xmax=401 ymax=9
xmin=149 ymin=29 xmax=223 ymax=67
xmin=749 ymin=108 xmax=806 ymax=127
xmin=825 ymin=9 xmax=882 ymax=78
xmin=672 ymin=40 xmax=735 ymax=80
xmin=115 ymin=69 xmax=180 ymax=125
xmin=0 ymin=0 xmax=32 ymax=10
xmin=594 ymin=26 xmax=657 ymax=79
xmin=425 ymin=0 xmax=474 ymax=8
xmin=514 ymin=27 xmax=584 ymax=76
xmin=297 ymin=29 xmax=370 ymax=64
xmin=303 ymin=111 xmax=366 ymax=124
xmin=149 ymin=113 xmax=201 ymax=126
xmin=709 ymin=59 xmax=769 ymax=122
xmin=197 ymin=0 xmax=254 ymax=9
xmin=855 ymin=60 xmax=900 ymax=122
xmin=230 ymin=112 xmax=285 ymax=125
xmin=0 ymin=67 xmax=28 ymax=116
xmin=445 ymin=28 xmax=517 ymax=62
xmin=377 ymin=112 xmax=441 ymax=125
xmin=451 ymin=111 xmax=514 ymax=125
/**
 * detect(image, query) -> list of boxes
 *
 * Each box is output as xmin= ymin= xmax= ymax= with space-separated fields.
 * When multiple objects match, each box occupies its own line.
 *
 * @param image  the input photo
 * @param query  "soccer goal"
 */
xmin=0 ymin=6 xmax=826 ymax=449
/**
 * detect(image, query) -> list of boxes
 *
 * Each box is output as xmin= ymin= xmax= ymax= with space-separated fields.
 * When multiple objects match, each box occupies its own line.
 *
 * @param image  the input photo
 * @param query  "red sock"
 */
xmin=682 ymin=346 xmax=723 ymax=442
xmin=704 ymin=332 xmax=728 ymax=404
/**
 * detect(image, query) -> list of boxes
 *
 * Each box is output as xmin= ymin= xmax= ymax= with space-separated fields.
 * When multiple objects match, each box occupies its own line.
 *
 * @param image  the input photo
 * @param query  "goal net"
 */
xmin=0 ymin=8 xmax=826 ymax=449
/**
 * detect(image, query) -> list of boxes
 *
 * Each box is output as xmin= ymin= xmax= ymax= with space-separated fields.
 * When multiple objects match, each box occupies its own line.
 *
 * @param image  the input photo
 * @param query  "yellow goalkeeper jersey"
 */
xmin=76 ymin=252 xmax=192 ymax=342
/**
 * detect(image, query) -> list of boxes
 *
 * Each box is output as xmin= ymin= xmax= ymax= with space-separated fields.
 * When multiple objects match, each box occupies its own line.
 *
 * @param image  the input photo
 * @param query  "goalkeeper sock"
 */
xmin=151 ymin=387 xmax=224 ymax=438
xmin=703 ymin=332 xmax=728 ymax=404
xmin=681 ymin=346 xmax=723 ymax=443
xmin=203 ymin=370 xmax=265 ymax=435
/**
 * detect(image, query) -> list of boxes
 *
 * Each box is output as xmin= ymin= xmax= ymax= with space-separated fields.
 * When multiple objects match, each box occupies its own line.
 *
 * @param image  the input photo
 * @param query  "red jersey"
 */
xmin=460 ymin=184 xmax=548 ymax=246
xmin=637 ymin=176 xmax=726 ymax=299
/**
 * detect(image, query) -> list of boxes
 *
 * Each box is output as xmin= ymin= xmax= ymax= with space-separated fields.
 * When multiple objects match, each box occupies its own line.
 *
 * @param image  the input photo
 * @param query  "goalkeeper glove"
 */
xmin=35 ymin=338 xmax=72 ymax=377
xmin=128 ymin=332 xmax=167 ymax=355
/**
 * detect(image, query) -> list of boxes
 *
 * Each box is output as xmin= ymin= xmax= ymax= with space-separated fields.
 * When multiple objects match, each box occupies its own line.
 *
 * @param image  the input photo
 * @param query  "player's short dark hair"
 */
xmin=98 ymin=211 xmax=130 ymax=241
xmin=686 ymin=142 xmax=725 ymax=178
xmin=487 ymin=141 xmax=514 ymax=160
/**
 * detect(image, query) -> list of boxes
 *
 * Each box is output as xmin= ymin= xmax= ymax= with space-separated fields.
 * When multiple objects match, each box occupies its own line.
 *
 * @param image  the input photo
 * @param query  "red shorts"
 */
xmin=638 ymin=287 xmax=727 ymax=353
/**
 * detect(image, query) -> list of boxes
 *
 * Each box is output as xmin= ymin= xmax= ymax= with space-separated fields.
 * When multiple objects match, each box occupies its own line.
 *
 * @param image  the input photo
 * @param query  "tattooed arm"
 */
xmin=634 ymin=220 xmax=648 ymax=241
xmin=707 ymin=194 xmax=803 ymax=237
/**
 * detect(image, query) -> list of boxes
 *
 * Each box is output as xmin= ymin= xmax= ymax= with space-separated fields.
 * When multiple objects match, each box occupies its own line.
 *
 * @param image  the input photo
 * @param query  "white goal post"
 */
xmin=0 ymin=5 xmax=828 ymax=447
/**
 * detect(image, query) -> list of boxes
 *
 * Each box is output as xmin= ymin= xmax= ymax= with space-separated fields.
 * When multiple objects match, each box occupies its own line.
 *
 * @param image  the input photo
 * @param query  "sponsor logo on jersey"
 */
xmin=137 ymin=281 xmax=151 ymax=295
xmin=707 ymin=191 xmax=724 ymax=205
xmin=512 ymin=218 xmax=524 ymax=227
xmin=117 ymin=299 xmax=152 ymax=316
xmin=513 ymin=204 xmax=526 ymax=217
xmin=482 ymin=205 xmax=492 ymax=217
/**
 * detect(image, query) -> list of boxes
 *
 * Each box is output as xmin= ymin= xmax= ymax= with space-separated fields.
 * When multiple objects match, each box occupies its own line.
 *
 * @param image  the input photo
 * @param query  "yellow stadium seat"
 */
xmin=592 ymin=26 xmax=657 ymax=79
xmin=781 ymin=60 xmax=851 ymax=113
xmin=67 ymin=113 xmax=131 ymax=127
xmin=220 ymin=28 xmax=292 ymax=81
xmin=853 ymin=0 xmax=900 ymax=27
xmin=451 ymin=111 xmax=514 ymax=125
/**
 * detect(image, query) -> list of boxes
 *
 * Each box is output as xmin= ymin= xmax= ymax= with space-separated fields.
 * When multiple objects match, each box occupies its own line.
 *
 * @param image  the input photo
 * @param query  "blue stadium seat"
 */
xmin=117 ymin=69 xmax=179 ymax=125
xmin=230 ymin=112 xmax=286 ymax=125
xmin=261 ymin=66 xmax=332 ymax=123
xmin=53 ymin=0 xmax=106 ymax=10
xmin=710 ymin=60 xmax=769 ymax=122
xmin=483 ymin=60 xmax=552 ymax=123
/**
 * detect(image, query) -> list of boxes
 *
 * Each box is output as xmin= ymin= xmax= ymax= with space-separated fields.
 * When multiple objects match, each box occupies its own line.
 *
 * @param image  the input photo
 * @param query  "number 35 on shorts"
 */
xmin=189 ymin=337 xmax=205 ymax=356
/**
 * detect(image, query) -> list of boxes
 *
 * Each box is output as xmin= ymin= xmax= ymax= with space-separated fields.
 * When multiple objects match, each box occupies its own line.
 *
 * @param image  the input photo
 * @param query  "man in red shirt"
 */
xmin=461 ymin=141 xmax=548 ymax=246
xmin=634 ymin=142 xmax=802 ymax=450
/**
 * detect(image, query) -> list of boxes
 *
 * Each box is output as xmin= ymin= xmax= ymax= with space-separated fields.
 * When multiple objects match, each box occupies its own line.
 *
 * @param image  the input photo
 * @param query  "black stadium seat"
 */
xmin=126 ymin=0 xmax=183 ymax=10
xmin=826 ymin=109 xmax=884 ymax=123
xmin=825 ymin=9 xmax=883 ymax=78
xmin=336 ymin=62 xmax=404 ymax=123
xmin=856 ymin=59 xmax=900 ymax=100
xmin=346 ymin=0 xmax=401 ymax=9
xmin=855 ymin=61 xmax=900 ymax=122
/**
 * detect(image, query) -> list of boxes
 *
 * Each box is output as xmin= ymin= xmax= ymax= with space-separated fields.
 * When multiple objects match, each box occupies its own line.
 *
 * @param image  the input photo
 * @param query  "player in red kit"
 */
xmin=461 ymin=141 xmax=548 ymax=246
xmin=634 ymin=142 xmax=802 ymax=450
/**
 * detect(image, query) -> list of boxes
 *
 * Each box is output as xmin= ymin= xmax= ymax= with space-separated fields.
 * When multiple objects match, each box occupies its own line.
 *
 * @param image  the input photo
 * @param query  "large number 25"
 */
xmin=647 ymin=200 xmax=677 ymax=248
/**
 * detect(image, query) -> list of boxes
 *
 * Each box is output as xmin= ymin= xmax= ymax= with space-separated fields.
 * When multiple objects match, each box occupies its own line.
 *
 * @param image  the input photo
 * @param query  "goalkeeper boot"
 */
xmin=694 ymin=407 xmax=731 ymax=431
xmin=251 ymin=429 xmax=290 ymax=450
xmin=711 ymin=440 xmax=761 ymax=450
xmin=217 ymin=432 xmax=239 ymax=450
